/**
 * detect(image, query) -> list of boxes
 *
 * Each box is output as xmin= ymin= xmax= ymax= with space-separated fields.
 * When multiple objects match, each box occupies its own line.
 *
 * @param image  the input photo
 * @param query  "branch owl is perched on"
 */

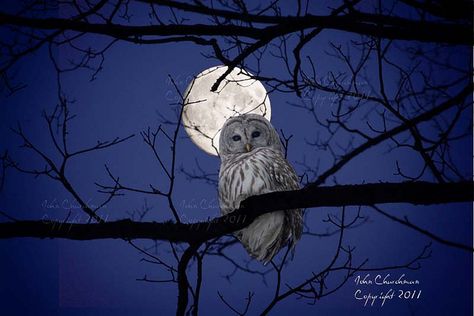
xmin=218 ymin=114 xmax=303 ymax=263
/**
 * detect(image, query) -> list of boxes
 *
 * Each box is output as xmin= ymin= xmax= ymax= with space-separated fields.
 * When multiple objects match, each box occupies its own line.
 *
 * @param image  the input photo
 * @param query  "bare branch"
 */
xmin=0 ymin=181 xmax=471 ymax=244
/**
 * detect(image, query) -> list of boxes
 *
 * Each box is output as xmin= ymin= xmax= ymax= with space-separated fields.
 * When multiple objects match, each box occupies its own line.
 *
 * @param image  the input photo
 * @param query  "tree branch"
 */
xmin=0 ymin=10 xmax=470 ymax=45
xmin=0 ymin=181 xmax=471 ymax=242
xmin=311 ymin=85 xmax=471 ymax=186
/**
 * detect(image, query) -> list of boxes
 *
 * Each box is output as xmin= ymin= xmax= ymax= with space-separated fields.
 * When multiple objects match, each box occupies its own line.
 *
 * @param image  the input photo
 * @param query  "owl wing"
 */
xmin=267 ymin=154 xmax=303 ymax=248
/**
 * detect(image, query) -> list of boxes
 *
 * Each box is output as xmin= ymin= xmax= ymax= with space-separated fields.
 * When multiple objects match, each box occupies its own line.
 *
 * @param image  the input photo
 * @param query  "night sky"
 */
xmin=0 ymin=1 xmax=472 ymax=315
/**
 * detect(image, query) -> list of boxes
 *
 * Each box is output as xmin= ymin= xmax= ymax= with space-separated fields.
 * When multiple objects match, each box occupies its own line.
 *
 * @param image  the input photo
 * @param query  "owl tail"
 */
xmin=237 ymin=229 xmax=283 ymax=265
xmin=236 ymin=212 xmax=287 ymax=264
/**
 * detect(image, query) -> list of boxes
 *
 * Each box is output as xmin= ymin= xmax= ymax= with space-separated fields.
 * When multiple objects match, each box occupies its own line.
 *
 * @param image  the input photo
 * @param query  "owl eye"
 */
xmin=232 ymin=135 xmax=241 ymax=141
xmin=251 ymin=131 xmax=261 ymax=138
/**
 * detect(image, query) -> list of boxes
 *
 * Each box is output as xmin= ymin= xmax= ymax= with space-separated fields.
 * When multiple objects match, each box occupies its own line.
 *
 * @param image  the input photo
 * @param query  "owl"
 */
xmin=218 ymin=114 xmax=302 ymax=263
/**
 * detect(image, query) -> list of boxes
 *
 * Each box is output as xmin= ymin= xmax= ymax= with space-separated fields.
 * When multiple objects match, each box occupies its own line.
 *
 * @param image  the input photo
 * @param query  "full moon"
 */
xmin=182 ymin=65 xmax=271 ymax=156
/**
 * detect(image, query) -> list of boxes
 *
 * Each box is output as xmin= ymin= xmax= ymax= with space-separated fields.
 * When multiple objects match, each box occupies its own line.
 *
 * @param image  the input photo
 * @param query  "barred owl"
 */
xmin=218 ymin=114 xmax=302 ymax=263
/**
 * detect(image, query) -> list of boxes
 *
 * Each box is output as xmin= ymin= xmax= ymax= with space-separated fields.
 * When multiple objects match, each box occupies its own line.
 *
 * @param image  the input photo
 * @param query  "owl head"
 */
xmin=218 ymin=114 xmax=282 ymax=156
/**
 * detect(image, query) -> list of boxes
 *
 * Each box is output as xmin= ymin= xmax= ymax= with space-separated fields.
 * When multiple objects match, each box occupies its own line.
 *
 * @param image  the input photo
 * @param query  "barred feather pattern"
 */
xmin=218 ymin=147 xmax=303 ymax=263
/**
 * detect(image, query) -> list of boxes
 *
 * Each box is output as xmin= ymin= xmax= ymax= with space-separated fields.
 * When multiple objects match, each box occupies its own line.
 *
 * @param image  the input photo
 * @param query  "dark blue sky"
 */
xmin=0 ymin=1 xmax=472 ymax=315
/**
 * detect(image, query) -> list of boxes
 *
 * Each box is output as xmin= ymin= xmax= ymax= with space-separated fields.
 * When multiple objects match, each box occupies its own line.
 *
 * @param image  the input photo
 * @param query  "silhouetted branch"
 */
xmin=177 ymin=242 xmax=201 ymax=316
xmin=370 ymin=205 xmax=472 ymax=251
xmin=311 ymin=85 xmax=471 ymax=186
xmin=0 ymin=181 xmax=471 ymax=242
xmin=0 ymin=8 xmax=470 ymax=44
xmin=7 ymin=102 xmax=134 ymax=223
xmin=218 ymin=291 xmax=254 ymax=316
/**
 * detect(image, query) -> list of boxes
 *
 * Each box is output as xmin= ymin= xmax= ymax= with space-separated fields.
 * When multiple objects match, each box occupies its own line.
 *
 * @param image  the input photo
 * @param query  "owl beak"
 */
xmin=245 ymin=143 xmax=252 ymax=152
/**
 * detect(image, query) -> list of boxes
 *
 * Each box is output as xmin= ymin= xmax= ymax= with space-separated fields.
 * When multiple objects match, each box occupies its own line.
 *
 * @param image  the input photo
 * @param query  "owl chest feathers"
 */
xmin=218 ymin=147 xmax=283 ymax=213
xmin=218 ymin=147 xmax=301 ymax=262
